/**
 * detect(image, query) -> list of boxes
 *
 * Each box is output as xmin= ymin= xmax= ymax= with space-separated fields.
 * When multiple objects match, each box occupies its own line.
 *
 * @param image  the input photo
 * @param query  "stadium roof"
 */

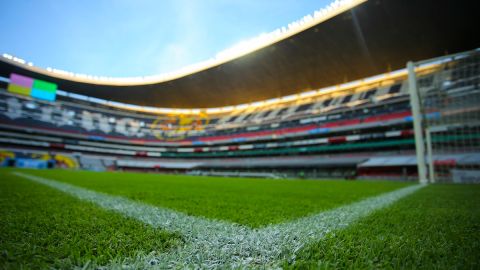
xmin=1 ymin=0 xmax=478 ymax=108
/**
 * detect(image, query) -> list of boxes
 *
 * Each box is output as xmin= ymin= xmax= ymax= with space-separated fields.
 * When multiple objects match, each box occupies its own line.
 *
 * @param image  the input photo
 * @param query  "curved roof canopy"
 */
xmin=1 ymin=0 xmax=478 ymax=108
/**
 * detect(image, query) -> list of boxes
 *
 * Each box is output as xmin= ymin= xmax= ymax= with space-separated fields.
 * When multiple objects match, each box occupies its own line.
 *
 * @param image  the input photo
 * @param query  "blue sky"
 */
xmin=0 ymin=0 xmax=331 ymax=77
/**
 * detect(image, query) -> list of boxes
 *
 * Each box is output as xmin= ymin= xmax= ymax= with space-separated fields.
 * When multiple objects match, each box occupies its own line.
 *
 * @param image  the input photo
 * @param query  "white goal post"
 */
xmin=408 ymin=49 xmax=480 ymax=183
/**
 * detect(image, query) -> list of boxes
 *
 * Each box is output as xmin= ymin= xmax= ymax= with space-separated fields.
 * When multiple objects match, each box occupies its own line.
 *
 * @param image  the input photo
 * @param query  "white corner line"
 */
xmin=12 ymin=171 xmax=426 ymax=269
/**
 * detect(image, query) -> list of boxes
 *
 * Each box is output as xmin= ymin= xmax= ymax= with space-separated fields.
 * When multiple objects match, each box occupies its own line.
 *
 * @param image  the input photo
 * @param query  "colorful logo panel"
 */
xmin=7 ymin=73 xmax=57 ymax=101
xmin=151 ymin=112 xmax=210 ymax=141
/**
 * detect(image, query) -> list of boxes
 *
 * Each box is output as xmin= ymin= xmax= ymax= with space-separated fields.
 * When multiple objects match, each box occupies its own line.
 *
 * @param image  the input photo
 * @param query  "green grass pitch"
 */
xmin=21 ymin=169 xmax=410 ymax=227
xmin=1 ymin=168 xmax=479 ymax=269
xmin=0 ymin=169 xmax=181 ymax=269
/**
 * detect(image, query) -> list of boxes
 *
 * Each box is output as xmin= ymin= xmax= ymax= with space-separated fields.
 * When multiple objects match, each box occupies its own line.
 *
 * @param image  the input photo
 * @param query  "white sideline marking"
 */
xmin=12 ymin=172 xmax=425 ymax=269
xmin=11 ymin=172 xmax=247 ymax=239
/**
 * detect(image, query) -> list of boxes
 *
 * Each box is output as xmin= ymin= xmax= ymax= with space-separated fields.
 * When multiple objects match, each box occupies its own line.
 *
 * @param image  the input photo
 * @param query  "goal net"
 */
xmin=408 ymin=49 xmax=480 ymax=183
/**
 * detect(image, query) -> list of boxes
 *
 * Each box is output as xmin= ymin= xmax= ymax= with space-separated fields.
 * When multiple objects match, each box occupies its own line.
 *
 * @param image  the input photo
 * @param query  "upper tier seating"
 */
xmin=0 ymin=79 xmax=411 ymax=145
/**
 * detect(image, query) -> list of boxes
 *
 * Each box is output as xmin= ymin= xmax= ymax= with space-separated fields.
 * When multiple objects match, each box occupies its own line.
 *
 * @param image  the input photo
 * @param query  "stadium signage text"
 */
xmin=1 ymin=95 xmax=209 ymax=140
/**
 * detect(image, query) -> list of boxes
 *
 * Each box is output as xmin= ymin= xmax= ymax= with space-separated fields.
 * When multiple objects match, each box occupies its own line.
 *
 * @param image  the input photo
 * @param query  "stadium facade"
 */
xmin=1 ymin=0 xmax=479 ymax=181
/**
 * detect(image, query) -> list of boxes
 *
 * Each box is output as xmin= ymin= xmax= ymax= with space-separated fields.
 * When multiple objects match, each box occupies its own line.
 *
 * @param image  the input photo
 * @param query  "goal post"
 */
xmin=407 ymin=49 xmax=480 ymax=183
xmin=407 ymin=61 xmax=428 ymax=184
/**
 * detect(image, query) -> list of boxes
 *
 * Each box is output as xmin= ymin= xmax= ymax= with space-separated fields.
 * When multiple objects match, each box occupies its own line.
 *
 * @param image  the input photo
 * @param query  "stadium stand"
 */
xmin=3 ymin=50 xmax=478 ymax=179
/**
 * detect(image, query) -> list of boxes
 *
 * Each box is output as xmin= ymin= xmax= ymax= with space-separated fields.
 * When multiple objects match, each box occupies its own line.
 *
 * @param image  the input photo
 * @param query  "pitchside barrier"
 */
xmin=408 ymin=49 xmax=480 ymax=183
